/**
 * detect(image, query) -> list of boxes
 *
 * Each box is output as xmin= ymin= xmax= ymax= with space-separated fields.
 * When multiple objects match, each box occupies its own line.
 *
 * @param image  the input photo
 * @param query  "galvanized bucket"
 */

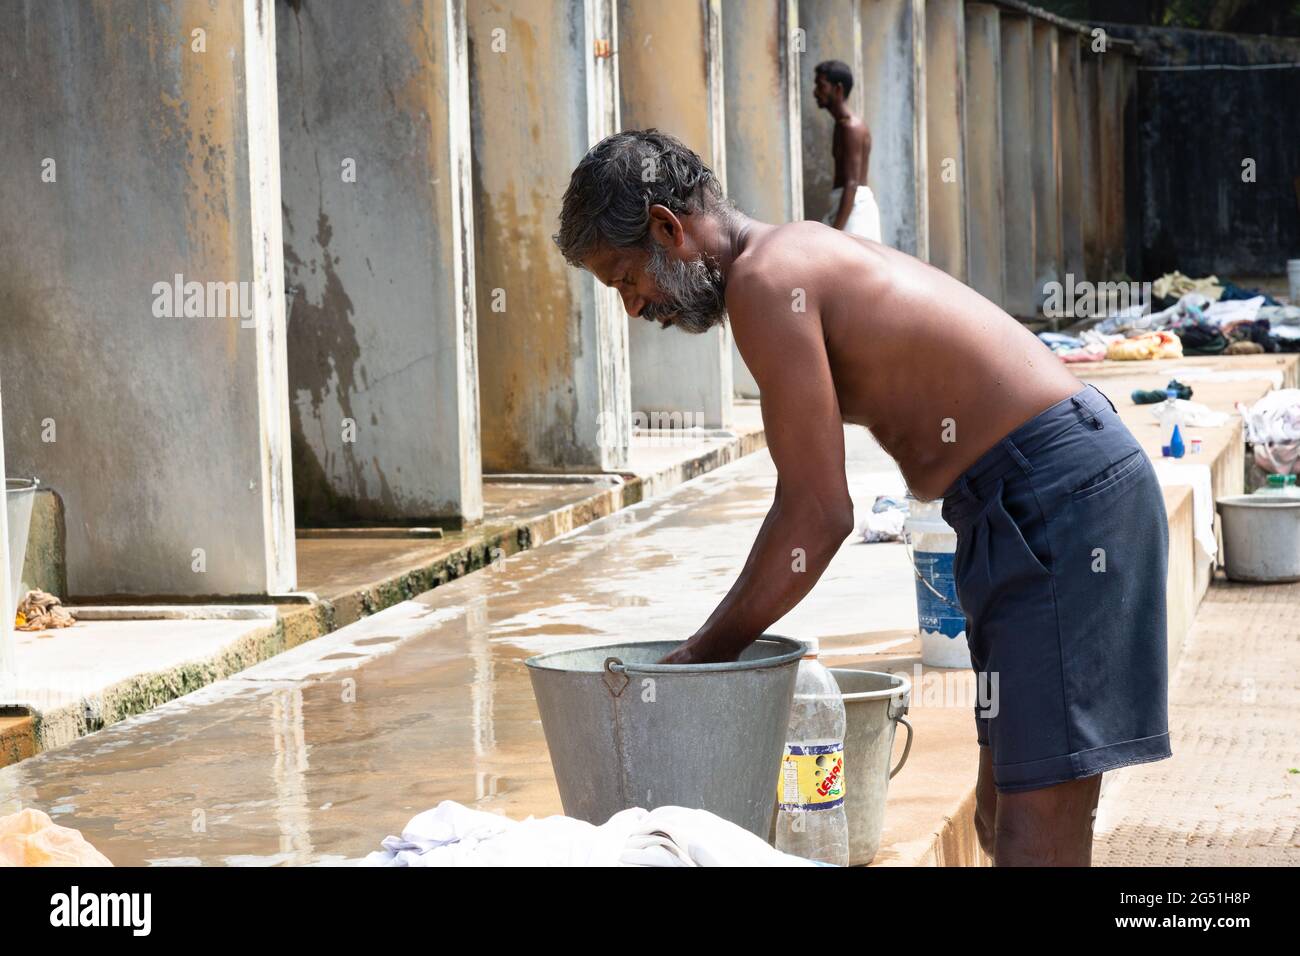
xmin=5 ymin=478 xmax=39 ymax=608
xmin=1216 ymin=495 xmax=1300 ymax=582
xmin=828 ymin=668 xmax=913 ymax=865
xmin=525 ymin=636 xmax=804 ymax=836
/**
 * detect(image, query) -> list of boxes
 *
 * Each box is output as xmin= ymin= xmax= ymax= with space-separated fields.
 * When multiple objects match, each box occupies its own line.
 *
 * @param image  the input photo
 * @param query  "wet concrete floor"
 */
xmin=0 ymin=428 xmax=917 ymax=865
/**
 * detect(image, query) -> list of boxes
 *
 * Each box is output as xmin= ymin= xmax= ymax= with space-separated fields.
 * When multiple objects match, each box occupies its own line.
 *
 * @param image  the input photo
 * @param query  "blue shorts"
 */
xmin=940 ymin=384 xmax=1173 ymax=793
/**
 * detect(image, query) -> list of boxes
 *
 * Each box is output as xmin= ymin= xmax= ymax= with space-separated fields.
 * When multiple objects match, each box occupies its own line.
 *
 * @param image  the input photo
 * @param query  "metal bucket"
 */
xmin=1216 ymin=495 xmax=1300 ymax=582
xmin=5 ymin=478 xmax=39 ymax=609
xmin=828 ymin=668 xmax=913 ymax=865
xmin=525 ymin=636 xmax=804 ymax=836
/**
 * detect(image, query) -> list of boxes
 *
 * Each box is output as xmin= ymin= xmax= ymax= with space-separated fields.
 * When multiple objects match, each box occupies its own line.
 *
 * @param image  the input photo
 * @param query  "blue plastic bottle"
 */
xmin=1170 ymin=424 xmax=1185 ymax=458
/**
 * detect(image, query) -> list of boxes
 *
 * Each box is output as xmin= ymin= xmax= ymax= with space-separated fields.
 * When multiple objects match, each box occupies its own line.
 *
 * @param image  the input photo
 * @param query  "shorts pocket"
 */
xmin=1070 ymin=449 xmax=1147 ymax=502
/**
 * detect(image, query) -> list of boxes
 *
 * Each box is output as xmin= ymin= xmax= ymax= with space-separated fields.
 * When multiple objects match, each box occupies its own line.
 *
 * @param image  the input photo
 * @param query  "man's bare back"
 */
xmin=727 ymin=220 xmax=1081 ymax=500
xmin=831 ymin=116 xmax=870 ymax=188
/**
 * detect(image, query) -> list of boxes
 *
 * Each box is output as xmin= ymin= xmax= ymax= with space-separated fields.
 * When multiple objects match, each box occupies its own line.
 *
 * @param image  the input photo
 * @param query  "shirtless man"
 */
xmin=553 ymin=130 xmax=1171 ymax=866
xmin=812 ymin=60 xmax=881 ymax=241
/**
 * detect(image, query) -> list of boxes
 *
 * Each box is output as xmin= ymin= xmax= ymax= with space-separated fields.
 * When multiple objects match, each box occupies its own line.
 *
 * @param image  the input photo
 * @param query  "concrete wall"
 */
xmin=0 ymin=384 xmax=11 ymax=679
xmin=619 ymin=0 xmax=732 ymax=428
xmin=723 ymin=0 xmax=803 ymax=399
xmin=860 ymin=0 xmax=928 ymax=258
xmin=1079 ymin=50 xmax=1106 ymax=280
xmin=1057 ymin=31 xmax=1086 ymax=283
xmin=963 ymin=4 xmax=1004 ymax=305
xmin=278 ymin=0 xmax=483 ymax=526
xmin=999 ymin=14 xmax=1036 ymax=317
xmin=1107 ymin=25 xmax=1300 ymax=278
xmin=800 ymin=0 xmax=864 ymax=224
xmin=1031 ymin=22 xmax=1062 ymax=298
xmin=0 ymin=0 xmax=296 ymax=598
xmin=468 ymin=0 xmax=631 ymax=471
xmin=1098 ymin=49 xmax=1127 ymax=278
xmin=925 ymin=0 xmax=967 ymax=280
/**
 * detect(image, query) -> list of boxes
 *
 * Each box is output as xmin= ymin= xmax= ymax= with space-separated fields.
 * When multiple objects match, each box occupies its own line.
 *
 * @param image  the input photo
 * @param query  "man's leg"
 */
xmin=993 ymin=772 xmax=1103 ymax=867
xmin=975 ymin=744 xmax=998 ymax=859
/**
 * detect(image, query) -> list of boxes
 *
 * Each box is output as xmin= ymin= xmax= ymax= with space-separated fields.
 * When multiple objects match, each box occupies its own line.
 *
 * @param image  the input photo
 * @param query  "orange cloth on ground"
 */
xmin=1105 ymin=330 xmax=1184 ymax=361
xmin=0 ymin=808 xmax=113 ymax=866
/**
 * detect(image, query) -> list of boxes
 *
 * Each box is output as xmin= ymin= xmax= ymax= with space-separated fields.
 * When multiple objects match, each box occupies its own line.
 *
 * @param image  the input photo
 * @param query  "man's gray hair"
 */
xmin=553 ymin=129 xmax=735 ymax=266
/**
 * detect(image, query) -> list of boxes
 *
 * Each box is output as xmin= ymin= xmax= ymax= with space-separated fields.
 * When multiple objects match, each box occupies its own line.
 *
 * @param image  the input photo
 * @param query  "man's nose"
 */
xmin=620 ymin=289 xmax=644 ymax=317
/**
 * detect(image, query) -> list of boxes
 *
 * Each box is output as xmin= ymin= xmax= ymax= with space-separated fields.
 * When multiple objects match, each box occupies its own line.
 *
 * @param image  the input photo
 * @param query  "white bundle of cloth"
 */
xmin=363 ymin=801 xmax=818 ymax=867
xmin=1238 ymin=388 xmax=1300 ymax=444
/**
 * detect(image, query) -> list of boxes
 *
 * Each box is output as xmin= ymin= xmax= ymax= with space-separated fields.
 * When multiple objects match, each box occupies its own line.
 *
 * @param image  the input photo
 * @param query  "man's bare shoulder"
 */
xmin=729 ymin=221 xmax=886 ymax=306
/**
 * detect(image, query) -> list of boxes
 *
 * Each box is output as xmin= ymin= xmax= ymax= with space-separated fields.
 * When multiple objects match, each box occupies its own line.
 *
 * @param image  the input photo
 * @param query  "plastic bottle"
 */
xmin=1254 ymin=474 xmax=1300 ymax=497
xmin=1169 ymin=423 xmax=1185 ymax=458
xmin=774 ymin=638 xmax=850 ymax=866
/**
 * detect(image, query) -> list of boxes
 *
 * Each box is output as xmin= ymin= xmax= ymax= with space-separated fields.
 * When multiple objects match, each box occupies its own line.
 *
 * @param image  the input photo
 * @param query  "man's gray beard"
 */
xmin=640 ymin=242 xmax=727 ymax=334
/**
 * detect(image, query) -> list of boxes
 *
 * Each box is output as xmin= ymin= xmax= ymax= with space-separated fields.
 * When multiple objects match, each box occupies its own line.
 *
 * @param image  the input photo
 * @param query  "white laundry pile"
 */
xmin=363 ymin=801 xmax=818 ymax=867
xmin=1237 ymin=388 xmax=1300 ymax=476
xmin=1151 ymin=460 xmax=1217 ymax=563
xmin=1238 ymin=388 xmax=1300 ymax=444
xmin=858 ymin=495 xmax=909 ymax=543
xmin=822 ymin=185 xmax=882 ymax=242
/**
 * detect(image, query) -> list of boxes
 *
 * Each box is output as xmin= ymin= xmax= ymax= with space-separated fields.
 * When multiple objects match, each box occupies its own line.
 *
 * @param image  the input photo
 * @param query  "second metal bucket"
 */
xmin=829 ymin=668 xmax=913 ymax=865
xmin=525 ymin=636 xmax=804 ymax=836
xmin=1216 ymin=495 xmax=1300 ymax=582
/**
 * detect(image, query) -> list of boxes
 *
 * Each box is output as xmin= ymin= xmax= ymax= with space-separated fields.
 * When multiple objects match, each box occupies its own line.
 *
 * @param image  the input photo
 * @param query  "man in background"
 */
xmin=812 ymin=60 xmax=881 ymax=242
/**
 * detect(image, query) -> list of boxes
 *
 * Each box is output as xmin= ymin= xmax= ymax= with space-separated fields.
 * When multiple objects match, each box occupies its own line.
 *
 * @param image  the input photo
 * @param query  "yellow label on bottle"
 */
xmin=777 ymin=743 xmax=845 ymax=811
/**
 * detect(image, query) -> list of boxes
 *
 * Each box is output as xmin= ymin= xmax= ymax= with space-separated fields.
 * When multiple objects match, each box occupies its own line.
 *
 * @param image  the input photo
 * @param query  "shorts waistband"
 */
xmin=940 ymin=384 xmax=1117 ymax=508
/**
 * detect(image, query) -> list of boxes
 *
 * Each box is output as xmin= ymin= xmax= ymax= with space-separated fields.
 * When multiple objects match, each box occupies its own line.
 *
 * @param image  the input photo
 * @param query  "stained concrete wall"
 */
xmin=468 ymin=0 xmax=630 ymax=472
xmin=619 ymin=0 xmax=732 ymax=428
xmin=0 ymin=0 xmax=296 ymax=598
xmin=1057 ymin=31 xmax=1086 ymax=284
xmin=723 ymin=0 xmax=803 ymax=399
xmin=1107 ymin=25 xmax=1300 ymax=277
xmin=800 ymin=0 xmax=865 ymax=224
xmin=1031 ymin=22 xmax=1062 ymax=297
xmin=925 ymin=0 xmax=967 ymax=280
xmin=1098 ymin=50 xmax=1127 ymax=278
xmin=963 ymin=3 xmax=1004 ymax=305
xmin=999 ymin=14 xmax=1036 ymax=317
xmin=0 ymin=384 xmax=11 ymax=679
xmin=1080 ymin=50 xmax=1106 ymax=280
xmin=278 ymin=0 xmax=482 ymax=527
xmin=860 ymin=0 xmax=928 ymax=258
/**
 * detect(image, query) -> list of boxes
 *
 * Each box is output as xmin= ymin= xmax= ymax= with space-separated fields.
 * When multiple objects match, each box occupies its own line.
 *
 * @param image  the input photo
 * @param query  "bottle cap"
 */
xmin=1268 ymin=474 xmax=1286 ymax=486
xmin=800 ymin=637 xmax=819 ymax=659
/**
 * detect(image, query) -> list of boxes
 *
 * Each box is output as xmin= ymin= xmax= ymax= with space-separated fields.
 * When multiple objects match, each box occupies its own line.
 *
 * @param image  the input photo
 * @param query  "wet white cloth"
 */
xmin=363 ymin=800 xmax=816 ymax=867
xmin=822 ymin=185 xmax=882 ymax=241
xmin=1151 ymin=460 xmax=1217 ymax=563
xmin=1149 ymin=398 xmax=1230 ymax=429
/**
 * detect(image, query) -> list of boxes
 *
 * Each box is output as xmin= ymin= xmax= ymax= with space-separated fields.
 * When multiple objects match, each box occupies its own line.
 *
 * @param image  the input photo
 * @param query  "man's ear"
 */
xmin=647 ymin=204 xmax=685 ymax=249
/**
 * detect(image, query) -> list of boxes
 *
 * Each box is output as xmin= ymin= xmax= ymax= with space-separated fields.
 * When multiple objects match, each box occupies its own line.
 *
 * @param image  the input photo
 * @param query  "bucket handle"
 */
xmin=889 ymin=715 xmax=913 ymax=779
xmin=602 ymin=657 xmax=630 ymax=697
xmin=904 ymin=538 xmax=962 ymax=610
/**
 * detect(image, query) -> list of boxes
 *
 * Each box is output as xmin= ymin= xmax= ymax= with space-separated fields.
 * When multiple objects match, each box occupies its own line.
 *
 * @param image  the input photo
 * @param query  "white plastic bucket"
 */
xmin=903 ymin=499 xmax=970 ymax=669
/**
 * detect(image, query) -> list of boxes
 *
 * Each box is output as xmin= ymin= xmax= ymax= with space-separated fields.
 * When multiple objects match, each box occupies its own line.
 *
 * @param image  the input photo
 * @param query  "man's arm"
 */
xmin=830 ymin=121 xmax=867 ymax=231
xmin=659 ymin=275 xmax=854 ymax=664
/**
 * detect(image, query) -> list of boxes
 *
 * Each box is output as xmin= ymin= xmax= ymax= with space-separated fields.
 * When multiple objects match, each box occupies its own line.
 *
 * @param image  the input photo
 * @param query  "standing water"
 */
xmin=774 ymin=638 xmax=849 ymax=865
